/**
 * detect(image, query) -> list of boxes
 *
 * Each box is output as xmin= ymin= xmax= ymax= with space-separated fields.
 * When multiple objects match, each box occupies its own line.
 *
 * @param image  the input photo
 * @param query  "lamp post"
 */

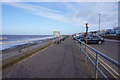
xmin=98 ymin=14 xmax=100 ymax=35
xmin=85 ymin=23 xmax=88 ymax=63
xmin=85 ymin=23 xmax=88 ymax=44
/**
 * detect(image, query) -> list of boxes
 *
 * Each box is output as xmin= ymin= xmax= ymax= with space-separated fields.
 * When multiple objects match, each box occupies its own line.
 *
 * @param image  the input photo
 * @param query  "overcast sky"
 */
xmin=2 ymin=1 xmax=118 ymax=35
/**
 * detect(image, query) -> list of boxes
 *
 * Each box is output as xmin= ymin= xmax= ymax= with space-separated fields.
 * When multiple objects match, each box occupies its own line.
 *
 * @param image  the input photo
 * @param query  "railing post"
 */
xmin=85 ymin=44 xmax=87 ymax=63
xmin=81 ymin=42 xmax=82 ymax=54
xmin=95 ymin=53 xmax=99 ymax=79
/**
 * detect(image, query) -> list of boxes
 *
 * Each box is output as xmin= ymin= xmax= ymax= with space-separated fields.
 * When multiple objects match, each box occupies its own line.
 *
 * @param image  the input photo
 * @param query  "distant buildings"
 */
xmin=72 ymin=26 xmax=120 ymax=37
xmin=89 ymin=26 xmax=120 ymax=36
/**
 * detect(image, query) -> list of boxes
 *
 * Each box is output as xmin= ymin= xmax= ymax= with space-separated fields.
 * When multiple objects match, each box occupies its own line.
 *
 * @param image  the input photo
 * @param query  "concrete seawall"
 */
xmin=2 ymin=36 xmax=68 ymax=69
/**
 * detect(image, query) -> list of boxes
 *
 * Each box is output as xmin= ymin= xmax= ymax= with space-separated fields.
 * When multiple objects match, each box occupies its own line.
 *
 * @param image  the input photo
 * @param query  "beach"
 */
xmin=2 ymin=38 xmax=53 ymax=54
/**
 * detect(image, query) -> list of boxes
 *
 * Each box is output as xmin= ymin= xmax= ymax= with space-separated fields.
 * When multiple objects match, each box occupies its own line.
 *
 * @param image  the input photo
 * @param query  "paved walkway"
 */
xmin=3 ymin=37 xmax=94 ymax=78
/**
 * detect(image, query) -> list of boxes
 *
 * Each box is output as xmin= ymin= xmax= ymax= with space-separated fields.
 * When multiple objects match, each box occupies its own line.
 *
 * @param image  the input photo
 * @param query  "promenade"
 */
xmin=3 ymin=36 xmax=94 ymax=78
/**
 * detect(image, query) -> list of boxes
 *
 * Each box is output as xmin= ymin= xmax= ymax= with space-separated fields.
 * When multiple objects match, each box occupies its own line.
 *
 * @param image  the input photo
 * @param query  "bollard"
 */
xmin=95 ymin=53 xmax=99 ymax=79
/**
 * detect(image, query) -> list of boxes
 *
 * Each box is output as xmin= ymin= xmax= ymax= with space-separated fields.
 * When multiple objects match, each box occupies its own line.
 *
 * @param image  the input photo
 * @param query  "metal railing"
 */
xmin=75 ymin=38 xmax=120 ymax=79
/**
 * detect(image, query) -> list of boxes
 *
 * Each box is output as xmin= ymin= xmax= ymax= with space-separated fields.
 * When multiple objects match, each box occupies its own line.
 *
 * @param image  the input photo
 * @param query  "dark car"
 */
xmin=73 ymin=35 xmax=85 ymax=40
xmin=79 ymin=35 xmax=104 ymax=45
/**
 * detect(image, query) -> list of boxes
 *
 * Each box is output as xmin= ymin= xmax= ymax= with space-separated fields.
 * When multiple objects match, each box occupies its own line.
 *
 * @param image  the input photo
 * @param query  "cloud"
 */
xmin=4 ymin=2 xmax=59 ymax=13
xmin=3 ymin=2 xmax=69 ymax=22
xmin=60 ymin=2 xmax=118 ymax=30
xmin=2 ymin=0 xmax=120 ymax=2
xmin=65 ymin=2 xmax=118 ymax=30
xmin=3 ymin=2 xmax=118 ymax=31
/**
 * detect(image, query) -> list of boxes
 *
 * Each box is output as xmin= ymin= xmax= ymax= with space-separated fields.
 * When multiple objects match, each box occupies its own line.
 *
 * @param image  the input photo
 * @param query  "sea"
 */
xmin=0 ymin=35 xmax=53 ymax=50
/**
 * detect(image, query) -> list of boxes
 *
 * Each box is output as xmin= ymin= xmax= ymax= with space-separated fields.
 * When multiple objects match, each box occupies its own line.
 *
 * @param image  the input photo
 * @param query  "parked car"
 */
xmin=79 ymin=35 xmax=104 ymax=45
xmin=73 ymin=35 xmax=85 ymax=40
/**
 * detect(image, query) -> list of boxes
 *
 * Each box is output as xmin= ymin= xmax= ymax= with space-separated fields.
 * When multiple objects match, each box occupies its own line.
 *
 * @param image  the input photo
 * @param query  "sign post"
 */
xmin=53 ymin=31 xmax=60 ymax=44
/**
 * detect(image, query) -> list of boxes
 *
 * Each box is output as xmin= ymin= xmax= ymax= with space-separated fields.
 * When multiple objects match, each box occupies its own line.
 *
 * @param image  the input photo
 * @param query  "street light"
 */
xmin=84 ymin=23 xmax=89 ymax=63
xmin=85 ymin=23 xmax=89 ymax=44
xmin=98 ymin=14 xmax=100 ymax=35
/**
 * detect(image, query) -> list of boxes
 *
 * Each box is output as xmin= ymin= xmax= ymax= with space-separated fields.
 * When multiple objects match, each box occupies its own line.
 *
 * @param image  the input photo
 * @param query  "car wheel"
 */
xmin=98 ymin=41 xmax=102 ymax=45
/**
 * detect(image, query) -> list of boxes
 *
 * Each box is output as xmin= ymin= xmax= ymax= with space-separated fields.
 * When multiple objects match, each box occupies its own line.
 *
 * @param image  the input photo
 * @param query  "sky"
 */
xmin=2 ymin=2 xmax=118 ymax=35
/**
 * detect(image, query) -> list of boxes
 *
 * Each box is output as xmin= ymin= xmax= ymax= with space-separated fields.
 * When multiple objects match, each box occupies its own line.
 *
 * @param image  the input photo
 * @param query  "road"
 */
xmin=88 ymin=39 xmax=119 ymax=78
xmin=3 ymin=37 xmax=94 ymax=78
xmin=89 ymin=39 xmax=119 ymax=62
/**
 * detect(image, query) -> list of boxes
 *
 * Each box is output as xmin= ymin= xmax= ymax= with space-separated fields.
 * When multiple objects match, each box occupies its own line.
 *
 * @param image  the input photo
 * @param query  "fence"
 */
xmin=75 ymin=38 xmax=120 ymax=79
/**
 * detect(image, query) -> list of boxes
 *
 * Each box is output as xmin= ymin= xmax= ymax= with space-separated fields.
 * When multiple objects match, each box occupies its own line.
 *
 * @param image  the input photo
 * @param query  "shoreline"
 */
xmin=1 ymin=38 xmax=53 ymax=54
xmin=1 ymin=35 xmax=53 ymax=50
